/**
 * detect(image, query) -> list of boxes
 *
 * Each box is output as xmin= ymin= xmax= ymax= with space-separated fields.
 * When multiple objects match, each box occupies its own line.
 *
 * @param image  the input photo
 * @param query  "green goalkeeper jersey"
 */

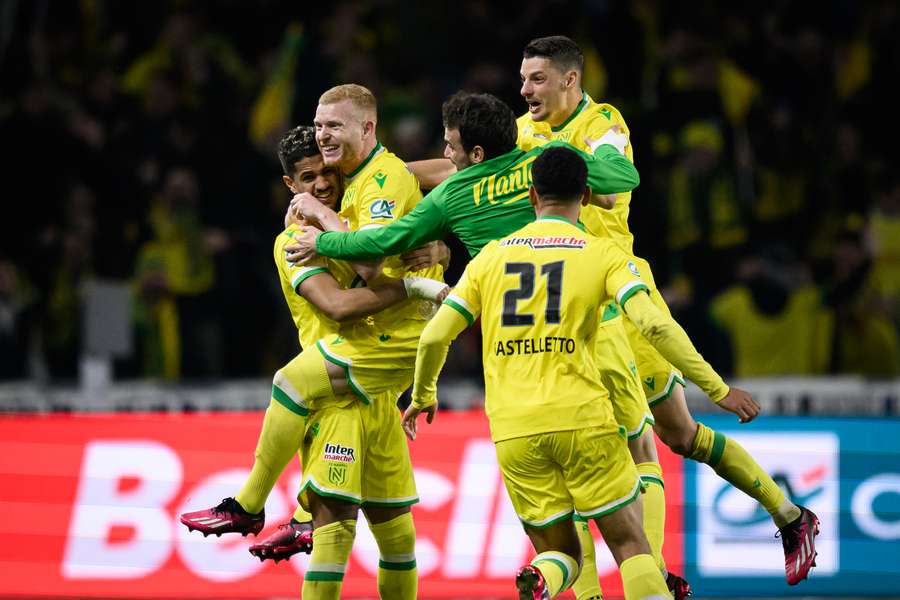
xmin=314 ymin=141 xmax=639 ymax=260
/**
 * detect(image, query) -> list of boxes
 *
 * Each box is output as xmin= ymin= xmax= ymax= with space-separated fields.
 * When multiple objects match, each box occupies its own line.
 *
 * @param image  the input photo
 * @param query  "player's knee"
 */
xmin=654 ymin=423 xmax=694 ymax=457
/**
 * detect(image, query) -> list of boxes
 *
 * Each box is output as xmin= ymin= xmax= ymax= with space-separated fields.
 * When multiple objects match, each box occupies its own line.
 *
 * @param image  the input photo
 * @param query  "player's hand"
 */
xmin=401 ymin=402 xmax=436 ymax=440
xmin=401 ymin=241 xmax=448 ymax=271
xmin=285 ymin=226 xmax=323 ymax=264
xmin=289 ymin=192 xmax=326 ymax=223
xmin=717 ymin=387 xmax=760 ymax=423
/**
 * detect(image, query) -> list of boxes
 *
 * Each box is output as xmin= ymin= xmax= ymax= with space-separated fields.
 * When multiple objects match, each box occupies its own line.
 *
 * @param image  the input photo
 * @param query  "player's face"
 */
xmin=314 ymin=100 xmax=368 ymax=171
xmin=287 ymin=154 xmax=342 ymax=210
xmin=520 ymin=57 xmax=573 ymax=123
xmin=443 ymin=127 xmax=471 ymax=171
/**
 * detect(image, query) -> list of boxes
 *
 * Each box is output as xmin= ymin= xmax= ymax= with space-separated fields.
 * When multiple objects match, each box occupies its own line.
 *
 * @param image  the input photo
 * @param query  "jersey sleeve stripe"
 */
xmin=615 ymin=280 xmax=649 ymax=307
xmin=292 ymin=266 xmax=329 ymax=290
xmin=360 ymin=223 xmax=384 ymax=230
xmin=444 ymin=294 xmax=475 ymax=326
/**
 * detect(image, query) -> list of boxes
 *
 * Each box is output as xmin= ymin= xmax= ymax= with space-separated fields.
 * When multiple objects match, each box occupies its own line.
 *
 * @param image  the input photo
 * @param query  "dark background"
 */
xmin=1 ymin=0 xmax=898 ymax=385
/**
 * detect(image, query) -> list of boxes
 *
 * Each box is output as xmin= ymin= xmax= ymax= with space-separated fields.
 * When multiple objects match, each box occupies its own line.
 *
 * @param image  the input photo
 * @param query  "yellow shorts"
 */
xmin=495 ymin=426 xmax=642 ymax=528
xmin=298 ymin=393 xmax=418 ymax=508
xmin=622 ymin=257 xmax=685 ymax=407
xmin=596 ymin=316 xmax=655 ymax=440
xmin=315 ymin=318 xmax=426 ymax=404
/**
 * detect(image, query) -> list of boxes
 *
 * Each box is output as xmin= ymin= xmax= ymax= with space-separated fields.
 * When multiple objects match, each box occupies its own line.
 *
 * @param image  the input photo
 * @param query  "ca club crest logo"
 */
xmin=369 ymin=199 xmax=395 ymax=219
xmin=696 ymin=432 xmax=838 ymax=577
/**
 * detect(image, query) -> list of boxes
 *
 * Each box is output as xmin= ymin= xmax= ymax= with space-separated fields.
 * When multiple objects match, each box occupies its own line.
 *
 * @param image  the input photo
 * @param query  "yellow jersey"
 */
xmin=517 ymin=92 xmax=636 ymax=254
xmin=444 ymin=216 xmax=650 ymax=442
xmin=338 ymin=143 xmax=444 ymax=330
xmin=273 ymin=224 xmax=369 ymax=349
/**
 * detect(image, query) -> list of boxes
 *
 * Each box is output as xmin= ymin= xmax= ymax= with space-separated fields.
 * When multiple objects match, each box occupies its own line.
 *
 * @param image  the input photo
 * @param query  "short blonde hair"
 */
xmin=319 ymin=84 xmax=377 ymax=119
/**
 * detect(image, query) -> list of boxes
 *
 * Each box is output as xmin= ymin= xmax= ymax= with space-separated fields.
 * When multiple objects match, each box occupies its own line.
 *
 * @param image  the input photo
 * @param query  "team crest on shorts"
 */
xmin=328 ymin=464 xmax=347 ymax=486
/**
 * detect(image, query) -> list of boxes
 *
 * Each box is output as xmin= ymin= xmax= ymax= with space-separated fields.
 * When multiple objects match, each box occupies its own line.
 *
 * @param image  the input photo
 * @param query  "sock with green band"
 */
xmin=532 ymin=551 xmax=580 ymax=596
xmin=636 ymin=461 xmax=667 ymax=573
xmin=370 ymin=512 xmax=418 ymax=600
xmin=571 ymin=517 xmax=603 ymax=599
xmin=690 ymin=423 xmax=801 ymax=528
xmin=619 ymin=553 xmax=670 ymax=600
xmin=302 ymin=519 xmax=356 ymax=600
xmin=235 ymin=399 xmax=306 ymax=514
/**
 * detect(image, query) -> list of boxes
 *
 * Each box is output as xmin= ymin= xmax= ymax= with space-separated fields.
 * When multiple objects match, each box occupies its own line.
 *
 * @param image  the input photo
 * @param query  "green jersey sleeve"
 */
xmin=315 ymin=191 xmax=448 ymax=261
xmin=541 ymin=141 xmax=639 ymax=195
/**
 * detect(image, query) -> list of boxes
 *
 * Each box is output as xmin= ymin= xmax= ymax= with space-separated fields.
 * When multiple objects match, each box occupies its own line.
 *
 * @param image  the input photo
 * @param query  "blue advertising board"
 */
xmin=684 ymin=416 xmax=900 ymax=595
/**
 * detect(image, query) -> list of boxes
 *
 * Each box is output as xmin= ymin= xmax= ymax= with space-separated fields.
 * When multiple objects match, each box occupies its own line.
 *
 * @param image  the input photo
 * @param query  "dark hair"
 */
xmin=523 ymin=35 xmax=584 ymax=75
xmin=277 ymin=126 xmax=320 ymax=176
xmin=531 ymin=146 xmax=587 ymax=202
xmin=441 ymin=91 xmax=517 ymax=160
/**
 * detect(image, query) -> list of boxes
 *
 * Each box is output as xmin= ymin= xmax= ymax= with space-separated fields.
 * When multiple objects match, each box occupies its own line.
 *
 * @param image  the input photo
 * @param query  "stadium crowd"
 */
xmin=1 ymin=0 xmax=898 ymax=383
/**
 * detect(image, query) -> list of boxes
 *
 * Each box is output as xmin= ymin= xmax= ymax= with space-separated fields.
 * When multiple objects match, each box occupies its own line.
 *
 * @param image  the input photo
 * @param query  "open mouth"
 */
xmin=527 ymin=100 xmax=542 ymax=114
xmin=320 ymin=144 xmax=340 ymax=158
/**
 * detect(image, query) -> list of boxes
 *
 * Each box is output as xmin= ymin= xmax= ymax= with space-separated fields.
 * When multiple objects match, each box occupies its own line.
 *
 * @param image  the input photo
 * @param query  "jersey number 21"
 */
xmin=502 ymin=261 xmax=563 ymax=326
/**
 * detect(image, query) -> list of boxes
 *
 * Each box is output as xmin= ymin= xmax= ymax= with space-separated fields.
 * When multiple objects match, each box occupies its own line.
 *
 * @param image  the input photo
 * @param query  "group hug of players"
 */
xmin=179 ymin=36 xmax=820 ymax=600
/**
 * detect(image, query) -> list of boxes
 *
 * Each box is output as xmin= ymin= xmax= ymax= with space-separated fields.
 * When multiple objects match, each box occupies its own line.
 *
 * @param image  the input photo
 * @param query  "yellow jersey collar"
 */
xmin=550 ymin=91 xmax=589 ymax=133
xmin=346 ymin=142 xmax=384 ymax=180
xmin=536 ymin=215 xmax=587 ymax=231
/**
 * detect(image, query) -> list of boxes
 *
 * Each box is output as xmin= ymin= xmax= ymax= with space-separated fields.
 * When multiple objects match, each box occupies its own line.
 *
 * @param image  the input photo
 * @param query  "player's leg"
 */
xmin=563 ymin=426 xmax=669 ymax=600
xmin=596 ymin=317 xmax=667 ymax=575
xmin=235 ymin=350 xmax=342 ymax=512
xmin=652 ymin=384 xmax=818 ymax=583
xmin=495 ymin=434 xmax=582 ymax=599
xmin=360 ymin=393 xmax=420 ymax=600
xmin=180 ymin=349 xmax=342 ymax=536
xmin=298 ymin=402 xmax=366 ymax=599
xmin=302 ymin=490 xmax=358 ymax=600
xmin=571 ymin=516 xmax=602 ymax=600
xmin=249 ymin=458 xmax=315 ymax=562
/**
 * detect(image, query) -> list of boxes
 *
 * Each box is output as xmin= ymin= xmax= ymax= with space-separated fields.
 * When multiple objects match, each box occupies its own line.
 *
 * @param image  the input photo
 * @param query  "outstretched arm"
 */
xmin=622 ymin=290 xmax=760 ymax=422
xmin=407 ymin=158 xmax=456 ymax=190
xmin=286 ymin=192 xmax=447 ymax=264
xmin=402 ymin=304 xmax=469 ymax=439
xmin=298 ymin=271 xmax=448 ymax=322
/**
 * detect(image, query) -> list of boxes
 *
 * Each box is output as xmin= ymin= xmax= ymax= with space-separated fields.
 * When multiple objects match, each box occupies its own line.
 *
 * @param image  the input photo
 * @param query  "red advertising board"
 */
xmin=0 ymin=412 xmax=682 ymax=598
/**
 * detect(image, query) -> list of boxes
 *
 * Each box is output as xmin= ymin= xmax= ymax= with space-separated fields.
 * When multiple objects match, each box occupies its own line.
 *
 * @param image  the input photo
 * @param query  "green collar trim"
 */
xmin=551 ymin=92 xmax=588 ymax=132
xmin=537 ymin=215 xmax=586 ymax=231
xmin=347 ymin=142 xmax=383 ymax=179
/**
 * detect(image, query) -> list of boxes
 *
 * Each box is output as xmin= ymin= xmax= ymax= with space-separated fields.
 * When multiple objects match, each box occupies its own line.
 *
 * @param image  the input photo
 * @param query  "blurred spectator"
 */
xmin=710 ymin=248 xmax=833 ymax=377
xmin=0 ymin=258 xmax=36 ymax=380
xmin=0 ymin=1 xmax=895 ymax=383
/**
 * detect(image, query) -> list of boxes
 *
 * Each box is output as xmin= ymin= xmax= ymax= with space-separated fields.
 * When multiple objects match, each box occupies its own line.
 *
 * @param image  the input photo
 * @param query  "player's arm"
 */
xmin=286 ymin=191 xmax=448 ymax=263
xmin=406 ymin=158 xmax=455 ymax=190
xmin=289 ymin=192 xmax=384 ymax=282
xmin=621 ymin=290 xmax=760 ymax=422
xmin=297 ymin=270 xmax=448 ymax=322
xmin=402 ymin=304 xmax=469 ymax=440
xmin=543 ymin=140 xmax=639 ymax=196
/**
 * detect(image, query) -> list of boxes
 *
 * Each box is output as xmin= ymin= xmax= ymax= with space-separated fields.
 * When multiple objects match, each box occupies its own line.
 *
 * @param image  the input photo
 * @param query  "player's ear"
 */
xmin=283 ymin=175 xmax=298 ymax=194
xmin=581 ymin=186 xmax=592 ymax=206
xmin=529 ymin=186 xmax=539 ymax=210
xmin=566 ymin=69 xmax=579 ymax=89
xmin=470 ymin=145 xmax=485 ymax=164
xmin=362 ymin=118 xmax=376 ymax=139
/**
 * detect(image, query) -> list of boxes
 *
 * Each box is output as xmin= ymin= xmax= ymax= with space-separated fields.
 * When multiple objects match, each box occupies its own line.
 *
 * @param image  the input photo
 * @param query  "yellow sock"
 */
xmin=532 ymin=551 xmax=580 ymax=597
xmin=370 ymin=512 xmax=418 ymax=600
xmin=292 ymin=503 xmax=313 ymax=523
xmin=234 ymin=399 xmax=306 ymax=514
xmin=619 ymin=553 xmax=670 ymax=600
xmin=690 ymin=423 xmax=801 ymax=528
xmin=636 ymin=462 xmax=666 ymax=573
xmin=571 ymin=516 xmax=603 ymax=599
xmin=302 ymin=519 xmax=356 ymax=600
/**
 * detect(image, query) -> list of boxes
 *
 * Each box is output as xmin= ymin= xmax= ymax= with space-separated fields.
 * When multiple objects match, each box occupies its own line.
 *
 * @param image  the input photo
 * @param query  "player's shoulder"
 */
xmin=587 ymin=99 xmax=628 ymax=127
xmin=273 ymin=225 xmax=299 ymax=251
xmin=360 ymin=150 xmax=419 ymax=197
xmin=515 ymin=112 xmax=532 ymax=130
